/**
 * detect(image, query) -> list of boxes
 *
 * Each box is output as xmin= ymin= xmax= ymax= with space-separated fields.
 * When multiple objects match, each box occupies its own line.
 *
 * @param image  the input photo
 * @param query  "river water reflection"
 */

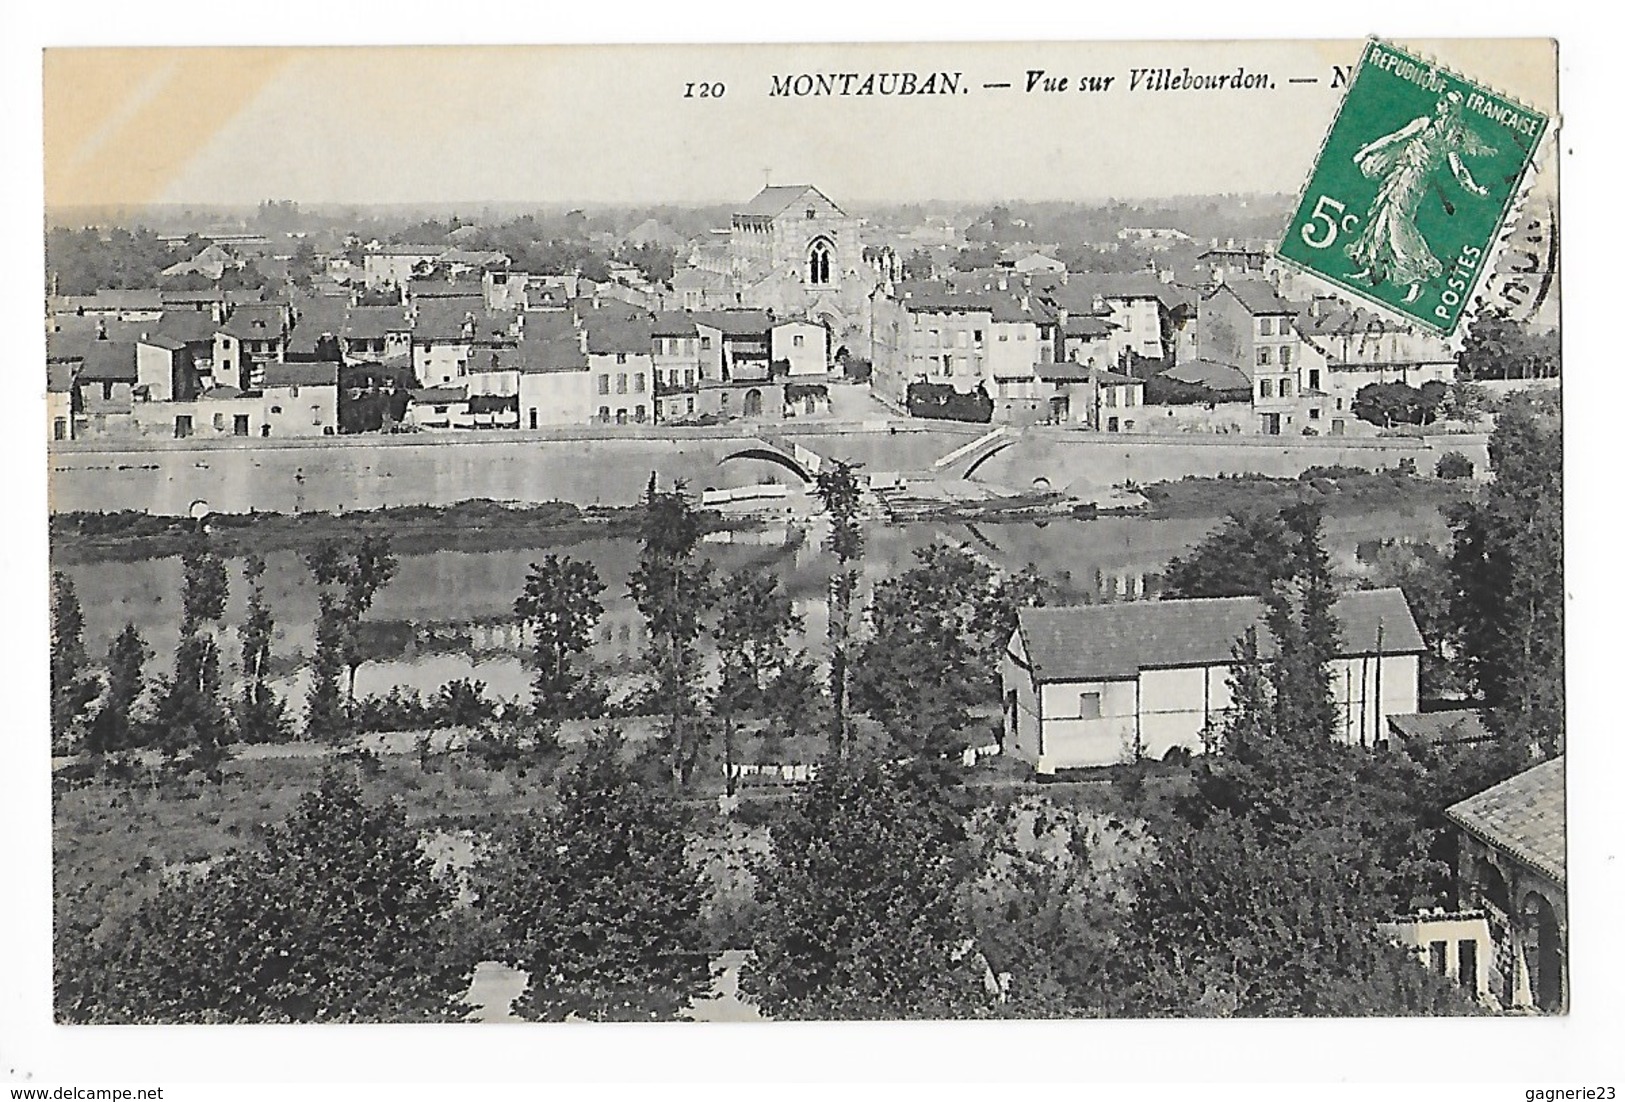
xmin=60 ymin=507 xmax=1449 ymax=707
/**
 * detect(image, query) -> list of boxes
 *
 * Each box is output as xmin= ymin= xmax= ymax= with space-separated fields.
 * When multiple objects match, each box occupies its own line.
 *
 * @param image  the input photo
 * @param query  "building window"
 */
xmin=1107 ymin=416 xmax=1119 ymax=432
xmin=1280 ymin=378 xmax=1293 ymax=398
xmin=1309 ymin=407 xmax=1321 ymax=420
xmin=529 ymin=408 xmax=538 ymax=430
xmin=1280 ymin=346 xmax=1293 ymax=367
xmin=1105 ymin=388 xmax=1117 ymax=408
xmin=213 ymin=412 xmax=225 ymax=431
xmin=684 ymin=369 xmax=695 ymax=387
xmin=270 ymin=405 xmax=282 ymax=414
xmin=174 ymin=415 xmax=192 ymax=438
xmin=616 ymin=373 xmax=627 ymax=394
xmin=598 ymin=405 xmax=611 ymax=422
xmin=1259 ymin=317 xmax=1273 ymax=336
xmin=793 ymin=334 xmax=804 ymax=348
xmin=1335 ymin=396 xmax=1344 ymax=411
xmin=616 ymin=353 xmax=627 ymax=365
xmin=1123 ymin=388 xmax=1136 ymax=407
xmin=1260 ymin=379 xmax=1274 ymax=399
xmin=1257 ymin=347 xmax=1272 ymax=366
xmin=1078 ymin=692 xmax=1102 ymax=719
xmin=633 ymin=373 xmax=646 ymax=393
xmin=808 ymin=238 xmax=833 ymax=285
xmin=701 ymin=336 xmax=712 ymax=350
xmin=686 ymin=397 xmax=695 ymax=415
xmin=598 ymin=375 xmax=610 ymax=395
xmin=634 ymin=404 xmax=647 ymax=422
xmin=974 ymin=329 xmax=984 ymax=344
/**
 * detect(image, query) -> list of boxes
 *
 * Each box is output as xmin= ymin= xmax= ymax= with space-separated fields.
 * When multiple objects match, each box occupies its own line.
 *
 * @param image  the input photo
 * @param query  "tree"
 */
xmin=964 ymin=796 xmax=1150 ymax=1015
xmin=743 ymin=756 xmax=989 ymax=1020
xmin=514 ymin=554 xmax=606 ymax=724
xmin=850 ymin=544 xmax=999 ymax=759
xmin=1118 ymin=812 xmax=1475 ymax=1017
xmin=1360 ymin=539 xmax=1465 ymax=699
xmin=86 ymin=624 xmax=149 ymax=756
xmin=814 ymin=460 xmax=864 ymax=755
xmin=714 ymin=568 xmax=803 ymax=794
xmin=235 ymin=555 xmax=290 ymax=743
xmin=50 ymin=572 xmax=98 ymax=753
xmin=305 ymin=536 xmax=399 ymax=715
xmin=1456 ymin=307 xmax=1560 ymax=382
xmin=60 ymin=774 xmax=473 ymax=1023
xmin=627 ymin=481 xmax=717 ymax=787
xmin=1163 ymin=509 xmax=1296 ymax=599
xmin=153 ymin=528 xmax=231 ymax=772
xmin=306 ymin=592 xmax=351 ymax=742
xmin=471 ymin=734 xmax=710 ymax=1021
xmin=1448 ymin=394 xmax=1564 ymax=755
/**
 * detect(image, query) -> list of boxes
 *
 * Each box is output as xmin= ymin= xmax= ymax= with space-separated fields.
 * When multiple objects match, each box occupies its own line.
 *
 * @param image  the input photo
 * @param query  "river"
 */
xmin=57 ymin=506 xmax=1449 ymax=708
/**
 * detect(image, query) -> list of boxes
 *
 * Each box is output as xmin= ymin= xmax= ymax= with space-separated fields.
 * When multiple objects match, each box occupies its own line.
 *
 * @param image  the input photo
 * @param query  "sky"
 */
xmin=43 ymin=39 xmax=1558 ymax=212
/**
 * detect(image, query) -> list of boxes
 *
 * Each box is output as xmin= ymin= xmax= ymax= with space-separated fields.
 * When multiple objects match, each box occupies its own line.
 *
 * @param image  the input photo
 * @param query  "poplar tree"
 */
xmin=813 ymin=460 xmax=864 ymax=755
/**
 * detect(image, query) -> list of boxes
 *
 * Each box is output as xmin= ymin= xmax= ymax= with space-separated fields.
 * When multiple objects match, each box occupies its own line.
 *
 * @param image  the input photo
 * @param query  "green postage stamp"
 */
xmin=1278 ymin=39 xmax=1551 ymax=336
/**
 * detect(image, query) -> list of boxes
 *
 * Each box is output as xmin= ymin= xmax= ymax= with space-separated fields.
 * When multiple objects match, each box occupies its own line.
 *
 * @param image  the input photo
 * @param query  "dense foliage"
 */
xmin=907 ymin=380 xmax=994 ymax=423
xmin=58 ymin=774 xmax=473 ymax=1023
xmin=471 ymin=735 xmax=710 ymax=1020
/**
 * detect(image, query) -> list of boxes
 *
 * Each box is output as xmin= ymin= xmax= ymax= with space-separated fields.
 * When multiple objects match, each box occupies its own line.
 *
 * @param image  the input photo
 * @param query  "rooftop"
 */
xmin=736 ymin=184 xmax=841 ymax=219
xmin=1218 ymin=278 xmax=1297 ymax=316
xmin=1446 ymin=756 xmax=1566 ymax=885
xmin=263 ymin=361 xmax=339 ymax=388
xmin=1158 ymin=358 xmax=1254 ymax=393
xmin=1387 ymin=710 xmax=1494 ymax=748
xmin=1015 ymin=588 xmax=1425 ymax=683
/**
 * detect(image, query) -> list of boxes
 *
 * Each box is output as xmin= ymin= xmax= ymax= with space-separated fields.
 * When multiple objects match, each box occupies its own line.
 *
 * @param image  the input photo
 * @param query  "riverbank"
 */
xmin=1139 ymin=468 xmax=1474 ymax=519
xmin=48 ymin=498 xmax=748 ymax=565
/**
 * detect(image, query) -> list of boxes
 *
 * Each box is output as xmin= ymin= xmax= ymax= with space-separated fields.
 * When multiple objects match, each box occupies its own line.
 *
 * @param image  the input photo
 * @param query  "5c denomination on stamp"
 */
xmin=1278 ymin=39 xmax=1550 ymax=336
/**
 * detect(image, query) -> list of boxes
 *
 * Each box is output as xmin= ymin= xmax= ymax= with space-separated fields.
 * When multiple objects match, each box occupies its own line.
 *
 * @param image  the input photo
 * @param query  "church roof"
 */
xmin=737 ymin=185 xmax=843 ymax=218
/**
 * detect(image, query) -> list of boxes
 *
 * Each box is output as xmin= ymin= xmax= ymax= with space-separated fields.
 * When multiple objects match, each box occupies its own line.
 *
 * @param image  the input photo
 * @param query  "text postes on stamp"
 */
xmin=1278 ymin=39 xmax=1549 ymax=336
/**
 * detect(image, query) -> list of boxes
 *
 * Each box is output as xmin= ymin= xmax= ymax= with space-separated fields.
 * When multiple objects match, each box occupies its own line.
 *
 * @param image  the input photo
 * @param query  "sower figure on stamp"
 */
xmin=1344 ymin=89 xmax=1497 ymax=303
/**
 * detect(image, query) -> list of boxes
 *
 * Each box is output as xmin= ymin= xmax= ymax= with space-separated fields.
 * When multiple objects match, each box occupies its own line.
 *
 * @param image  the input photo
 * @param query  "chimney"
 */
xmin=578 ymin=327 xmax=589 ymax=354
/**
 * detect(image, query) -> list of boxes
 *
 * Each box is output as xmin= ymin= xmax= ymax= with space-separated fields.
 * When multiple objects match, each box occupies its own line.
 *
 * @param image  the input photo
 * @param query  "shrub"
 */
xmin=907 ymin=380 xmax=993 ymax=423
xmin=1434 ymin=451 xmax=1475 ymax=480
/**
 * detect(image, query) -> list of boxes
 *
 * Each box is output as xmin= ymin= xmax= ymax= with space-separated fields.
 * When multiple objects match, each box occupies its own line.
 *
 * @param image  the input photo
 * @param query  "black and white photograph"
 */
xmin=4 ymin=13 xmax=1612 ymax=1096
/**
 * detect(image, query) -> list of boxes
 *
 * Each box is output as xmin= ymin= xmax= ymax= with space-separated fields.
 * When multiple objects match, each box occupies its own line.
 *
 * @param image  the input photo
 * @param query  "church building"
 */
xmin=726 ymin=185 xmax=877 ymax=362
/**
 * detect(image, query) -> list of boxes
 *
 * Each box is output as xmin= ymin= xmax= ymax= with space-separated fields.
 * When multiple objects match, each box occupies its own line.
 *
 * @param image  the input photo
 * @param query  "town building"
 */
xmin=261 ymin=361 xmax=340 ymax=437
xmin=1197 ymin=279 xmax=1304 ymax=435
xmin=1001 ymin=588 xmax=1423 ymax=773
xmin=727 ymin=184 xmax=877 ymax=360
xmin=1446 ymin=756 xmax=1567 ymax=1013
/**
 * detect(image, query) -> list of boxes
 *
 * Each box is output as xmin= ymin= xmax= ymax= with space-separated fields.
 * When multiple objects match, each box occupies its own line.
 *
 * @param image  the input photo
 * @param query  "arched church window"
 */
xmin=808 ymin=239 xmax=833 ymax=286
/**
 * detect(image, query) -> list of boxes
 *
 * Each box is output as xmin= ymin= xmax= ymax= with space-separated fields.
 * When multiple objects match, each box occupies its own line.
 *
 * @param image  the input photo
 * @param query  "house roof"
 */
xmin=408 ymin=279 xmax=484 ymax=300
xmin=585 ymin=315 xmax=654 ymax=355
xmin=138 ymin=334 xmax=188 ymax=352
xmin=651 ymin=312 xmax=699 ymax=337
xmin=342 ymin=306 xmax=411 ymax=340
xmin=1159 ymin=358 xmax=1254 ymax=392
xmin=77 ymin=341 xmax=139 ymax=382
xmin=737 ymin=184 xmax=841 ymax=218
xmin=1387 ymin=709 xmax=1494 ymax=748
xmin=263 ymin=361 xmax=339 ymax=388
xmin=220 ymin=304 xmax=287 ymax=341
xmin=1220 ymin=279 xmax=1296 ymax=316
xmin=1015 ymin=588 xmax=1424 ymax=683
xmin=161 ymin=288 xmax=226 ymax=305
xmin=1095 ymin=368 xmax=1139 ymax=386
xmin=690 ymin=309 xmax=774 ymax=336
xmin=1064 ymin=316 xmax=1116 ymax=338
xmin=1036 ymin=361 xmax=1091 ymax=382
xmin=47 ymin=362 xmax=76 ymax=393
xmin=153 ymin=310 xmax=222 ymax=344
xmin=1446 ymin=756 xmax=1566 ymax=884
xmin=414 ymin=299 xmax=481 ymax=342
xmin=409 ymin=385 xmax=468 ymax=403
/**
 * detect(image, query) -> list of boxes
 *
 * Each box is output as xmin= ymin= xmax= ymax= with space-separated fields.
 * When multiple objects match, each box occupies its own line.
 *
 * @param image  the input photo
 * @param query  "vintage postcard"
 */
xmin=38 ymin=37 xmax=1563 ymax=1034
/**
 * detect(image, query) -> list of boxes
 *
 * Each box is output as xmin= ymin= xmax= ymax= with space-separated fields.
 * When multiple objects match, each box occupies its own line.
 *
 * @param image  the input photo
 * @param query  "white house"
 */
xmin=262 ymin=361 xmax=339 ymax=437
xmin=1001 ymin=588 xmax=1423 ymax=773
xmin=770 ymin=320 xmax=828 ymax=377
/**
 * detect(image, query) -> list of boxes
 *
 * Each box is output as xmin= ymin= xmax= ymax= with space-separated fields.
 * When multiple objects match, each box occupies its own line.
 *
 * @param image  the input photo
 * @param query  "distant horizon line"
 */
xmin=46 ymin=190 xmax=1294 ymax=215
